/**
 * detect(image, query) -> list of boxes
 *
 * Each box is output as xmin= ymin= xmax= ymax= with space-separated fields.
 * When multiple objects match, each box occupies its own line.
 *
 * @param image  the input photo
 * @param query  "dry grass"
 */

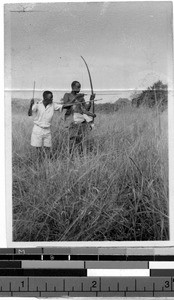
xmin=12 ymin=100 xmax=169 ymax=241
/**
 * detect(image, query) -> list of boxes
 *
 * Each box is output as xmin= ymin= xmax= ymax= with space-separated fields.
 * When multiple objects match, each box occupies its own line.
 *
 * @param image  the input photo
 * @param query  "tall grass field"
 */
xmin=12 ymin=99 xmax=169 ymax=241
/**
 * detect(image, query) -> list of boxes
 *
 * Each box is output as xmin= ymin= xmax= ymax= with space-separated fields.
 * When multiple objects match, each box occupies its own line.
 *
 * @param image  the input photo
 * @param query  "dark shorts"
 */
xmin=69 ymin=122 xmax=91 ymax=142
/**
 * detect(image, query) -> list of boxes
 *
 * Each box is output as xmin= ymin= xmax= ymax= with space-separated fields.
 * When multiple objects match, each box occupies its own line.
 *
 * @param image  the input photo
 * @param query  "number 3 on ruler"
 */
xmin=165 ymin=281 xmax=170 ymax=288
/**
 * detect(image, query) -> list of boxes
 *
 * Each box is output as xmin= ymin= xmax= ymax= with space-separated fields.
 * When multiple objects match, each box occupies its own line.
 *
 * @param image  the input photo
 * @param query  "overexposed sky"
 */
xmin=5 ymin=1 xmax=173 ymax=100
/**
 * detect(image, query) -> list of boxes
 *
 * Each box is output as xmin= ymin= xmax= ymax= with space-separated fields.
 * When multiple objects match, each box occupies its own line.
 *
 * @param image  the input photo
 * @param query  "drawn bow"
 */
xmin=80 ymin=56 xmax=95 ymax=122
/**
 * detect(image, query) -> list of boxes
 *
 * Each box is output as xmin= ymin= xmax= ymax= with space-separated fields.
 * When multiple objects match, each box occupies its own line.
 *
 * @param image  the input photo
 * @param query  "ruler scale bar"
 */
xmin=0 ymin=255 xmax=173 ymax=261
xmin=0 ymin=247 xmax=173 ymax=254
xmin=0 ymin=277 xmax=173 ymax=291
xmin=1 ymin=261 xmax=171 ymax=270
xmin=0 ymin=248 xmax=173 ymax=259
xmin=1 ymin=291 xmax=174 ymax=297
xmin=0 ymin=247 xmax=173 ymax=297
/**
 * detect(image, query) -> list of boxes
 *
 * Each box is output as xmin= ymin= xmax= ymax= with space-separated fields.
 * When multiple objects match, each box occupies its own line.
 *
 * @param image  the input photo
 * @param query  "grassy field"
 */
xmin=12 ymin=99 xmax=169 ymax=241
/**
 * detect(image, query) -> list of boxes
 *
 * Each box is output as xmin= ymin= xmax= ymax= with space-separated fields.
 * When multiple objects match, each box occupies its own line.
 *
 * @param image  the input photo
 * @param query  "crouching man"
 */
xmin=28 ymin=90 xmax=62 ymax=161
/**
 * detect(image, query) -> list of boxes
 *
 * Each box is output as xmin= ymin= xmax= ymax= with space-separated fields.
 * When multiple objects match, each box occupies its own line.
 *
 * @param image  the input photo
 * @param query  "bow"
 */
xmin=80 ymin=56 xmax=95 ymax=121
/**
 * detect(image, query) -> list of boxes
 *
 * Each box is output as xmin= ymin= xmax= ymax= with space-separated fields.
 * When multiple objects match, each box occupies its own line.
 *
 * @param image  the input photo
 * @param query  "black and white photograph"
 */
xmin=5 ymin=1 xmax=173 ymax=242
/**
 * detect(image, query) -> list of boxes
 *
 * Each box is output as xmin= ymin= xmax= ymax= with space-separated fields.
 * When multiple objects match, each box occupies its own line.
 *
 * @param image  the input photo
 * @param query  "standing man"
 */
xmin=28 ymin=90 xmax=62 ymax=161
xmin=62 ymin=81 xmax=96 ymax=155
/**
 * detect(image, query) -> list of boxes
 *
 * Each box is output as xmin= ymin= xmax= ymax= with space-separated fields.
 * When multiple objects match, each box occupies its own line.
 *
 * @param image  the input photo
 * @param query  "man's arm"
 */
xmin=81 ymin=104 xmax=96 ymax=118
xmin=28 ymin=99 xmax=34 ymax=116
xmin=61 ymin=93 xmax=73 ymax=110
xmin=83 ymin=94 xmax=95 ymax=111
xmin=62 ymin=93 xmax=69 ymax=104
xmin=53 ymin=102 xmax=63 ymax=112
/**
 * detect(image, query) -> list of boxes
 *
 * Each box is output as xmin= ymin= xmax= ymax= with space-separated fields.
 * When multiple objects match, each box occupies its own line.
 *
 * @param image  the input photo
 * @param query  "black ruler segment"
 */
xmin=43 ymin=255 xmax=68 ymax=260
xmin=0 ymin=255 xmax=42 ymax=261
xmin=0 ymin=269 xmax=87 ymax=277
xmin=155 ymin=256 xmax=174 ymax=261
xmin=70 ymin=255 xmax=98 ymax=261
xmin=13 ymin=255 xmax=42 ymax=260
xmin=151 ymin=269 xmax=174 ymax=277
xmin=0 ymin=261 xmax=21 ymax=268
xmin=0 ymin=255 xmax=13 ymax=260
xmin=127 ymin=255 xmax=154 ymax=261
xmin=99 ymin=255 xmax=126 ymax=261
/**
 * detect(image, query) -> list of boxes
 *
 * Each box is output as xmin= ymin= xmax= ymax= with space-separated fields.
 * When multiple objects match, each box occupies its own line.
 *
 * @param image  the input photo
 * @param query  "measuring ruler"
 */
xmin=0 ymin=276 xmax=174 ymax=297
xmin=0 ymin=247 xmax=174 ymax=297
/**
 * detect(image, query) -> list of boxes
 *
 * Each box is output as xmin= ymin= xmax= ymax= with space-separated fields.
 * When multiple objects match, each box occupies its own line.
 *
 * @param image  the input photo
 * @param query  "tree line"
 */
xmin=131 ymin=80 xmax=168 ymax=111
xmin=95 ymin=80 xmax=168 ymax=113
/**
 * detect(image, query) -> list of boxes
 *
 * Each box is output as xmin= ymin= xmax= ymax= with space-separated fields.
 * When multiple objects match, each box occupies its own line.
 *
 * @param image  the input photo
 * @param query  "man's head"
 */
xmin=43 ymin=91 xmax=53 ymax=105
xmin=71 ymin=81 xmax=81 ymax=94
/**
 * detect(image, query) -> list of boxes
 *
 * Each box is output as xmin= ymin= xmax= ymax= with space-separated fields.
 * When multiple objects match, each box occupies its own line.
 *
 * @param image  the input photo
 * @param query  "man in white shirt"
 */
xmin=28 ymin=90 xmax=62 ymax=159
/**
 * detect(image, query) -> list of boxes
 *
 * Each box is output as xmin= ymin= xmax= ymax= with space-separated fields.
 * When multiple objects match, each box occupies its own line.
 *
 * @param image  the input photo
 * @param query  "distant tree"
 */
xmin=95 ymin=98 xmax=130 ymax=113
xmin=114 ymin=98 xmax=130 ymax=111
xmin=131 ymin=81 xmax=168 ymax=111
xmin=95 ymin=103 xmax=114 ymax=113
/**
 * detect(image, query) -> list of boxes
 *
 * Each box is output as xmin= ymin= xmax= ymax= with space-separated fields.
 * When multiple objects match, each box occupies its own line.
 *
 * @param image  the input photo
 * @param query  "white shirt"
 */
xmin=32 ymin=101 xmax=62 ymax=128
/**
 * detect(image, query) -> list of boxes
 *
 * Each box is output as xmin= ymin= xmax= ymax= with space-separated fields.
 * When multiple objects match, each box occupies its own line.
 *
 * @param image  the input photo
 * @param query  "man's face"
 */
xmin=72 ymin=83 xmax=81 ymax=93
xmin=44 ymin=93 xmax=53 ymax=104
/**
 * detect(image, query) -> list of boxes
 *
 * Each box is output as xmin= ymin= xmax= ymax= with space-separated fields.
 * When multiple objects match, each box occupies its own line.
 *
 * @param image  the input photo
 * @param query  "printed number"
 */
xmin=165 ymin=281 xmax=170 ymax=288
xmin=21 ymin=281 xmax=25 ymax=288
xmin=91 ymin=281 xmax=97 ymax=288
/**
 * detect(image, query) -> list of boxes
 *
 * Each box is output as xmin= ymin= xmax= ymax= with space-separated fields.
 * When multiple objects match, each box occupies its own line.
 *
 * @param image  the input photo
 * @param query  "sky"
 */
xmin=5 ymin=1 xmax=173 ymax=102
